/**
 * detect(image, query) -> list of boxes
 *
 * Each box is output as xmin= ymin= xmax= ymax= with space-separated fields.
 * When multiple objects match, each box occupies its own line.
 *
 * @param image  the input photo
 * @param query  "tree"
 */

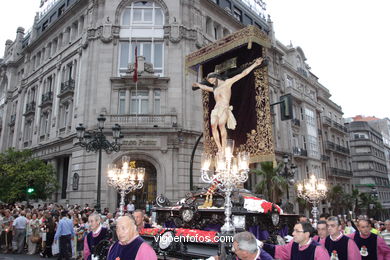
xmin=358 ymin=192 xmax=383 ymax=219
xmin=0 ymin=148 xmax=58 ymax=203
xmin=328 ymin=185 xmax=346 ymax=215
xmin=252 ymin=161 xmax=287 ymax=202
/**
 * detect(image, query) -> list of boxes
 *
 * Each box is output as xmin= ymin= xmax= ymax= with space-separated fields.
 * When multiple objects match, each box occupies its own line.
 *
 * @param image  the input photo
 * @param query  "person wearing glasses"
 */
xmin=324 ymin=216 xmax=360 ymax=260
xmin=261 ymin=222 xmax=329 ymax=260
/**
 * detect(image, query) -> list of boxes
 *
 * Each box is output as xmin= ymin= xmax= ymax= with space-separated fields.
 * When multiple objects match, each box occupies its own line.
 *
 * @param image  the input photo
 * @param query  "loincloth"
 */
xmin=211 ymin=104 xmax=237 ymax=130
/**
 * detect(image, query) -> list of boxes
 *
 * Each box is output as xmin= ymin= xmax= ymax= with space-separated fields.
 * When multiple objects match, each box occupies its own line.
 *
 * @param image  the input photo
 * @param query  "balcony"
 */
xmin=40 ymin=91 xmax=53 ymax=108
xmin=293 ymin=147 xmax=308 ymax=157
xmin=321 ymin=154 xmax=330 ymax=161
xmin=322 ymin=116 xmax=332 ymax=127
xmin=332 ymin=121 xmax=348 ymax=133
xmin=8 ymin=114 xmax=16 ymax=126
xmin=326 ymin=141 xmax=335 ymax=150
xmin=330 ymin=167 xmax=353 ymax=178
xmin=336 ymin=144 xmax=350 ymax=154
xmin=58 ymin=79 xmax=75 ymax=98
xmin=291 ymin=118 xmax=300 ymax=127
xmin=108 ymin=114 xmax=178 ymax=127
xmin=24 ymin=101 xmax=36 ymax=116
xmin=326 ymin=141 xmax=350 ymax=155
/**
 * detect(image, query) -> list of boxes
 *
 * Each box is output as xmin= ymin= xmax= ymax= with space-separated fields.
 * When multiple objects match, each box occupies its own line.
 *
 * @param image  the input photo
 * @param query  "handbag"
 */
xmin=30 ymin=235 xmax=41 ymax=243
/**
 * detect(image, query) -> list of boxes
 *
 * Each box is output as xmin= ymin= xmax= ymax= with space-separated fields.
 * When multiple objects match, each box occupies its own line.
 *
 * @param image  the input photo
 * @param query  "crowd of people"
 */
xmin=2 ymin=202 xmax=390 ymax=260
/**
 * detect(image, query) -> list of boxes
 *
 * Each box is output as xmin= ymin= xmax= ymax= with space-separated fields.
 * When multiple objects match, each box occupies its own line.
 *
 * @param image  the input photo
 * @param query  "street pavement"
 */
xmin=0 ymin=254 xmax=43 ymax=260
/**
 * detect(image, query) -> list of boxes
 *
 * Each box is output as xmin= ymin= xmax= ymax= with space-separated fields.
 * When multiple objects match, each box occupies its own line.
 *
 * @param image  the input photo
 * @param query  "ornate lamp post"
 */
xmin=296 ymin=174 xmax=327 ymax=227
xmin=280 ymin=155 xmax=297 ymax=212
xmin=107 ymin=156 xmax=145 ymax=215
xmin=75 ymin=114 xmax=123 ymax=212
xmin=201 ymin=139 xmax=250 ymax=233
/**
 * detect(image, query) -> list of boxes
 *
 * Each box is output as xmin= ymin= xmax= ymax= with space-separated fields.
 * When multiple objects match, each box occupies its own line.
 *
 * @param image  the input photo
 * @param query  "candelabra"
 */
xmin=296 ymin=174 xmax=327 ymax=227
xmin=107 ymin=156 xmax=145 ymax=215
xmin=75 ymin=114 xmax=123 ymax=212
xmin=201 ymin=139 xmax=250 ymax=233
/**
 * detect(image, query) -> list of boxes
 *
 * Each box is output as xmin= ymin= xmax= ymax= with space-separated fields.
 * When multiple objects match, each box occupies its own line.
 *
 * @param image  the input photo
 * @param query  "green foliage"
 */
xmin=251 ymin=161 xmax=287 ymax=202
xmin=0 ymin=148 xmax=58 ymax=203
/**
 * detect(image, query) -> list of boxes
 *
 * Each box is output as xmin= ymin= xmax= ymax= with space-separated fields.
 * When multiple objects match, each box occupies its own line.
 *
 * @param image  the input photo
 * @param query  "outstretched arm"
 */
xmin=192 ymin=82 xmax=213 ymax=92
xmin=227 ymin=57 xmax=264 ymax=84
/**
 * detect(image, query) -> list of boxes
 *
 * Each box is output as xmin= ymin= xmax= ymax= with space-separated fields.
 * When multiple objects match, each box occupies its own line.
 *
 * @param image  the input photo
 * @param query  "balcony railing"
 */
xmin=326 ymin=141 xmax=335 ymax=150
xmin=326 ymin=141 xmax=350 ymax=154
xmin=330 ymin=167 xmax=353 ymax=178
xmin=322 ymin=116 xmax=332 ymax=126
xmin=8 ymin=114 xmax=16 ymax=126
xmin=24 ymin=101 xmax=36 ymax=116
xmin=40 ymin=91 xmax=53 ymax=107
xmin=321 ymin=154 xmax=330 ymax=161
xmin=332 ymin=121 xmax=348 ymax=133
xmin=108 ymin=114 xmax=178 ymax=127
xmin=293 ymin=147 xmax=308 ymax=157
xmin=58 ymin=79 xmax=75 ymax=97
xmin=336 ymin=144 xmax=350 ymax=154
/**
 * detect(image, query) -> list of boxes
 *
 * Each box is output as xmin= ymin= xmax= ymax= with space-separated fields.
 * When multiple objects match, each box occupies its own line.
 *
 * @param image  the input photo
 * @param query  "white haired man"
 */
xmin=83 ymin=213 xmax=110 ymax=260
xmin=107 ymin=215 xmax=156 ymax=260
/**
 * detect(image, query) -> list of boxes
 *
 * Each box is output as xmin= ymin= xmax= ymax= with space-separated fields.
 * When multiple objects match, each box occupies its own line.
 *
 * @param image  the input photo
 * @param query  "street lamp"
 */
xmin=280 ymin=155 xmax=297 ymax=213
xmin=201 ymin=139 xmax=250 ymax=233
xmin=75 ymin=114 xmax=123 ymax=212
xmin=107 ymin=156 xmax=145 ymax=215
xmin=296 ymin=174 xmax=327 ymax=228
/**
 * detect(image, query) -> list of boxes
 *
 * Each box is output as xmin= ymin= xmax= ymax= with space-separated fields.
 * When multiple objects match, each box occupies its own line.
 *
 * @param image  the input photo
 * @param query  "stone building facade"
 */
xmin=346 ymin=120 xmax=390 ymax=218
xmin=0 ymin=0 xmax=351 ymax=213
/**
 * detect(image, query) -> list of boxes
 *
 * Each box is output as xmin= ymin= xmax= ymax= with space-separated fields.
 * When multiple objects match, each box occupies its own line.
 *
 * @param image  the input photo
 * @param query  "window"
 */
xmin=118 ymin=90 xmax=126 ymax=114
xmin=119 ymin=41 xmax=163 ymax=75
xmin=59 ymin=103 xmax=69 ymax=128
xmin=40 ymin=111 xmax=51 ymax=136
xmin=121 ymin=1 xmax=163 ymax=26
xmin=233 ymin=7 xmax=242 ymax=21
xmin=131 ymin=90 xmax=148 ymax=114
xmin=119 ymin=1 xmax=164 ymax=76
xmin=154 ymin=89 xmax=160 ymax=114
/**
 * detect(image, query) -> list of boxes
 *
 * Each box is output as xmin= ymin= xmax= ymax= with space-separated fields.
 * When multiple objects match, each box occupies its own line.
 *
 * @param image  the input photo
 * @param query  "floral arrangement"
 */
xmin=243 ymin=196 xmax=283 ymax=214
xmin=140 ymin=228 xmax=219 ymax=243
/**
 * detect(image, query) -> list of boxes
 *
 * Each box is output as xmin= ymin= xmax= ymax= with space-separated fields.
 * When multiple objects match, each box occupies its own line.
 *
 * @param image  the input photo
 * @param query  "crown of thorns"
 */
xmin=206 ymin=72 xmax=222 ymax=79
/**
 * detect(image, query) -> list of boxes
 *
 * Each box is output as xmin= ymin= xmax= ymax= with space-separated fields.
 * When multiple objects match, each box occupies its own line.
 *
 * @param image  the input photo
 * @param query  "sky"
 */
xmin=0 ymin=0 xmax=389 ymax=119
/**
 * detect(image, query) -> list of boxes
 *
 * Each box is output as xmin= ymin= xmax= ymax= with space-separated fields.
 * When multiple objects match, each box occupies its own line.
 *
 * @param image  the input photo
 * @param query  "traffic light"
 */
xmin=280 ymin=94 xmax=293 ymax=121
xmin=27 ymin=187 xmax=35 ymax=194
xmin=27 ymin=180 xmax=35 ymax=194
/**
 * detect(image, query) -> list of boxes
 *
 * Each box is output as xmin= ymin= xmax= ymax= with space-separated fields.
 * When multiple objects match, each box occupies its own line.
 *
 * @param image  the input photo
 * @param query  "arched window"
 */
xmin=119 ymin=1 xmax=165 ymax=76
xmin=296 ymin=55 xmax=302 ymax=69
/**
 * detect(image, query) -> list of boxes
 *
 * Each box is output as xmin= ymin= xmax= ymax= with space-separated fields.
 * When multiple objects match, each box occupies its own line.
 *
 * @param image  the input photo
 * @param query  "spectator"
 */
xmin=1 ymin=209 xmax=14 ymax=253
xmin=27 ymin=213 xmax=40 ymax=255
xmin=133 ymin=210 xmax=152 ymax=232
xmin=380 ymin=219 xmax=390 ymax=247
xmin=126 ymin=201 xmax=135 ymax=214
xmin=12 ymin=210 xmax=27 ymax=254
xmin=54 ymin=211 xmax=74 ymax=260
